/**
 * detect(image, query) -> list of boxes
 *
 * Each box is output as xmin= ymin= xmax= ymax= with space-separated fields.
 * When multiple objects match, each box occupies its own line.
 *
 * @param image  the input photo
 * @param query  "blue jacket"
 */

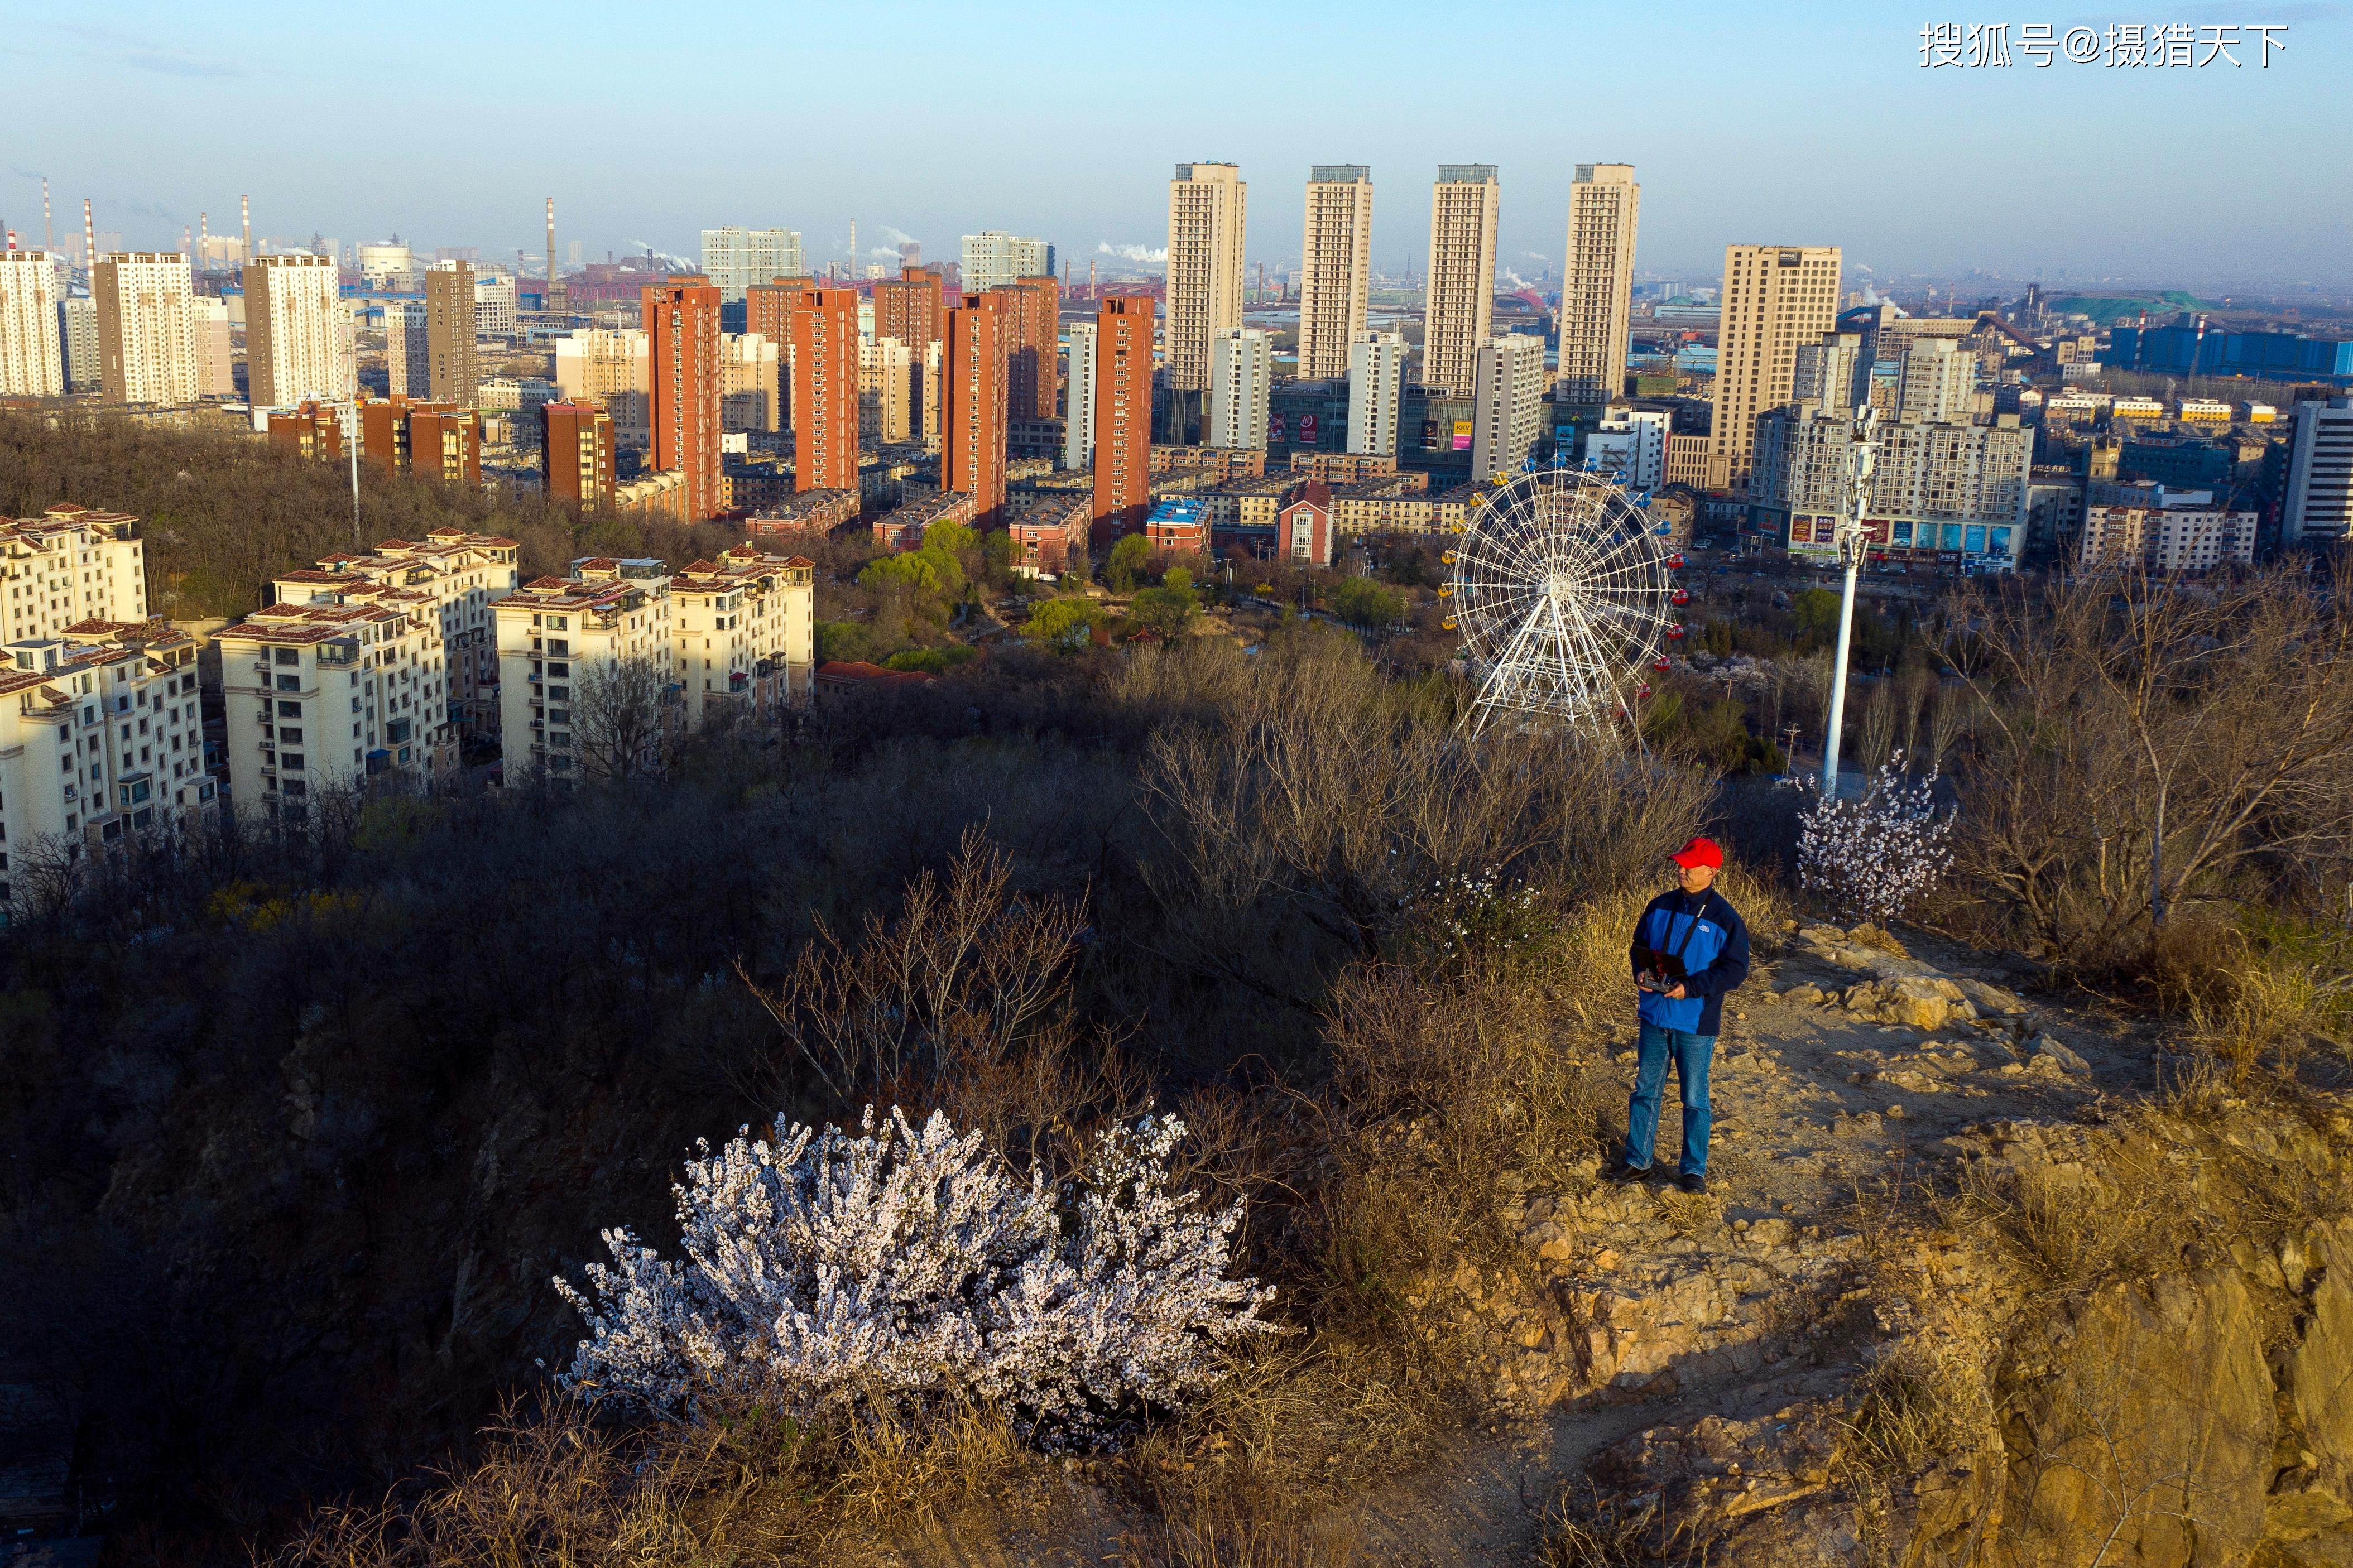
xmin=1629 ymin=888 xmax=1751 ymax=1036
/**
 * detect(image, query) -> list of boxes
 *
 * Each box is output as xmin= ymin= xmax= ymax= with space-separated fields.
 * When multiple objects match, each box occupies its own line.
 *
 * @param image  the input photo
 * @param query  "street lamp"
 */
xmin=1818 ymin=402 xmax=1879 ymax=796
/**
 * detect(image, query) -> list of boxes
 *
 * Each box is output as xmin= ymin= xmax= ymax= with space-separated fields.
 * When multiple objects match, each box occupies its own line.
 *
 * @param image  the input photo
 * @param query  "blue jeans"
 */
xmin=1623 ymin=1021 xmax=1716 ymax=1177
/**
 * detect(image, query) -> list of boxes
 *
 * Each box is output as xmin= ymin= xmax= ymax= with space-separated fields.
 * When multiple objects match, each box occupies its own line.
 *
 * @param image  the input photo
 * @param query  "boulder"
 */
xmin=1883 ymin=977 xmax=1954 ymax=1031
xmin=2032 ymin=1035 xmax=2092 ymax=1075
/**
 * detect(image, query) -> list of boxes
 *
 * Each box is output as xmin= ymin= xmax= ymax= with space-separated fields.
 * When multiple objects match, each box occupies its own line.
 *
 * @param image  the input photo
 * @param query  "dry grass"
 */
xmin=1539 ymin=1483 xmax=1667 ymax=1567
xmin=1115 ymin=1462 xmax=1363 ymax=1568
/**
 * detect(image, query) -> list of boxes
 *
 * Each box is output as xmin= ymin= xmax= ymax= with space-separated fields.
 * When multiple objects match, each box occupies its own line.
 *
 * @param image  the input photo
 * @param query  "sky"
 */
xmin=5 ymin=0 xmax=2348 ymax=291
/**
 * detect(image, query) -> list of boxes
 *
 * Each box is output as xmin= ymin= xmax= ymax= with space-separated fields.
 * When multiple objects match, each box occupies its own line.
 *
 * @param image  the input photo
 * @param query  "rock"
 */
xmin=2004 ymin=1270 xmax=2274 ymax=1566
xmin=1956 ymin=977 xmax=2029 ymax=1015
xmin=1883 ymin=978 xmax=1954 ymax=1031
xmin=2032 ymin=1035 xmax=2092 ymax=1075
xmin=1797 ymin=924 xmax=1847 ymax=947
xmin=1779 ymin=983 xmax=1828 ymax=1005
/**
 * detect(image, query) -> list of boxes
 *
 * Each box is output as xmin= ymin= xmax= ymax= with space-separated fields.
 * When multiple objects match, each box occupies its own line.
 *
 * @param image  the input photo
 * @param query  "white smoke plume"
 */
xmin=1097 ymin=242 xmax=1168 ymax=264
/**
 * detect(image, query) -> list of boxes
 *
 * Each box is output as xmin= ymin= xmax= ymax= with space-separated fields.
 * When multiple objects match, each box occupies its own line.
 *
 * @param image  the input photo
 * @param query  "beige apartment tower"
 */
xmin=92 ymin=253 xmax=199 ymax=406
xmin=1710 ymin=244 xmax=1842 ymax=490
xmin=1555 ymin=163 xmax=1639 ymax=407
xmin=1422 ymin=165 xmax=1500 ymax=398
xmin=1297 ymin=165 xmax=1372 ymax=381
xmin=424 ymin=261 xmax=481 ymax=403
xmin=1165 ymin=162 xmax=1247 ymax=393
xmin=246 ymin=253 xmax=354 ymax=408
xmin=0 ymin=249 xmax=63 ymax=397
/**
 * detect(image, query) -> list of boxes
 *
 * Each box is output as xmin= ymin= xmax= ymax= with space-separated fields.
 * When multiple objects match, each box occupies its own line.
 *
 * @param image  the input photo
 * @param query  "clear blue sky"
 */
xmin=6 ymin=1 xmax=2347 ymax=288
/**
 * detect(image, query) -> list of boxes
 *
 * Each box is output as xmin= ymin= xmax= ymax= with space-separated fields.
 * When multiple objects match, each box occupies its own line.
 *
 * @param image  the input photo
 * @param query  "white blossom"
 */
xmin=1794 ymin=750 xmax=1956 ymax=927
xmin=553 ymin=1106 xmax=1275 ymax=1445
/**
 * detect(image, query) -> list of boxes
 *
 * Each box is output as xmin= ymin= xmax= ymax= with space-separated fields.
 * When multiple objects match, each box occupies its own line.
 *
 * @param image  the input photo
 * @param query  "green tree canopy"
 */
xmin=1022 ymin=597 xmax=1103 ymax=652
xmin=1331 ymin=575 xmax=1405 ymax=628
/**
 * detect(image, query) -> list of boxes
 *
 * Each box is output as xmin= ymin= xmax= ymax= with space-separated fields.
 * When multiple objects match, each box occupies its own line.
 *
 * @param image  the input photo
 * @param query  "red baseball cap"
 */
xmin=1670 ymin=836 xmax=1725 ymax=870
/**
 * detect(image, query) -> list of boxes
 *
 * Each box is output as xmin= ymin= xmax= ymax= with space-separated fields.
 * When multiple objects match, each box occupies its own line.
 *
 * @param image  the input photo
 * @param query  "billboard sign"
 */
xmin=1452 ymin=420 xmax=1473 ymax=451
xmin=1267 ymin=412 xmax=1286 ymax=442
xmin=1299 ymin=412 xmax=1319 ymax=446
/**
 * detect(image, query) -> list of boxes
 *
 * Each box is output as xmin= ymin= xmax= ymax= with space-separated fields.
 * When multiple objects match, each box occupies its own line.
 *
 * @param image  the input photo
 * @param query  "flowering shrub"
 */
xmin=1397 ymin=869 xmax=1549 ymax=968
xmin=1795 ymin=750 xmax=1956 ymax=927
xmin=553 ymin=1106 xmax=1274 ymax=1445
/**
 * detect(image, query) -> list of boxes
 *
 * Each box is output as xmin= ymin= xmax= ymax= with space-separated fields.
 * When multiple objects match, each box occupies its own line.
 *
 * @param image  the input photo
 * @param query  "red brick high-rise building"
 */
xmin=1092 ymin=294 xmax=1153 ymax=534
xmin=873 ymin=267 xmax=942 ymax=359
xmin=645 ymin=276 xmax=723 ymax=520
xmin=793 ymin=286 xmax=862 ymax=494
xmin=990 ymin=275 xmax=1060 ymax=420
xmin=542 ymin=401 xmax=615 ymax=507
xmin=943 ymin=291 xmax=1009 ymax=525
xmin=745 ymin=275 xmax=815 ymax=347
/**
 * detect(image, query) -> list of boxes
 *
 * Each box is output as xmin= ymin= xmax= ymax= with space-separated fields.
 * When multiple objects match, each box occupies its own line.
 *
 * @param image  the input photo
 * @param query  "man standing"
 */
xmin=1612 ymin=836 xmax=1750 ymax=1194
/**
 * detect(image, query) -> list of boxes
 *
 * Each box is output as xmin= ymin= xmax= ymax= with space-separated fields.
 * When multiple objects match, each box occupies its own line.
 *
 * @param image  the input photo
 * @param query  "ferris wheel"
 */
xmin=1439 ymin=465 xmax=1687 ymax=737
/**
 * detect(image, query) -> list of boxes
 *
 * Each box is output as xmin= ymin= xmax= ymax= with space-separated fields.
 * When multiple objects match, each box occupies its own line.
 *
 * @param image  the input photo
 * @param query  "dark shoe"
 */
xmin=1678 ymin=1172 xmax=1707 ymax=1194
xmin=1607 ymin=1161 xmax=1652 ymax=1184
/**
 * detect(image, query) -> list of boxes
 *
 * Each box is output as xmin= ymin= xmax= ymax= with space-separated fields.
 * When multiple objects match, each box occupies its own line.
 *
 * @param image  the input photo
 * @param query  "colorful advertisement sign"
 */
xmin=1299 ymin=413 xmax=1319 ymax=446
xmin=1452 ymin=420 xmax=1473 ymax=451
xmin=1267 ymin=413 xmax=1286 ymax=442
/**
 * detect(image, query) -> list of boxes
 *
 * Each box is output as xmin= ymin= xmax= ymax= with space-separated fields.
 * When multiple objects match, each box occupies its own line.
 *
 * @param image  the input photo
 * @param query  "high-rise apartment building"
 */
xmin=424 ymin=261 xmax=481 ymax=403
xmin=943 ymin=291 xmax=1009 ymax=524
xmin=959 ymin=233 xmax=1051 ymax=294
xmin=1584 ymin=407 xmax=1669 ymax=490
xmin=791 ymin=286 xmax=861 ymax=493
xmin=1092 ymin=296 xmax=1153 ymax=532
xmin=745 ymin=275 xmax=815 ymax=350
xmin=702 ymin=228 xmax=805 ymax=303
xmin=860 ymin=335 xmax=913 ymax=444
xmin=1298 ymin=166 xmax=1372 ymax=381
xmin=1422 ymin=166 xmax=1500 ymax=398
xmin=0 ymin=251 xmax=63 ymax=396
xmin=721 ymin=332 xmax=782 ymax=432
xmin=1064 ymin=320 xmax=1097 ymax=472
xmin=875 ymin=267 xmax=943 ymax=365
xmin=356 ymin=396 xmax=484 ymax=483
xmin=193 ymin=297 xmax=234 ymax=397
xmin=2284 ymin=396 xmax=2353 ymax=545
xmin=542 ymin=402 xmax=616 ymax=507
xmin=58 ymin=296 xmax=98 ymax=393
xmin=1555 ymin=163 xmax=1638 ymax=406
xmin=1792 ymin=330 xmax=1867 ymax=412
xmin=246 ymin=253 xmax=354 ymax=408
xmin=1347 ymin=329 xmax=1405 ymax=457
xmin=992 ymin=276 xmax=1060 ymax=420
xmin=473 ymin=270 xmax=517 ymax=338
xmin=1896 ymin=337 xmax=1977 ymax=424
xmin=1165 ymin=163 xmax=1247 ymax=393
xmin=645 ymin=277 xmax=724 ymax=520
xmin=385 ymin=299 xmax=429 ymax=397
xmin=1471 ymin=333 xmax=1546 ymax=482
xmin=1208 ymin=327 xmax=1274 ymax=450
xmin=1710 ymin=244 xmax=1841 ymax=490
xmin=92 ymin=254 xmax=198 ymax=405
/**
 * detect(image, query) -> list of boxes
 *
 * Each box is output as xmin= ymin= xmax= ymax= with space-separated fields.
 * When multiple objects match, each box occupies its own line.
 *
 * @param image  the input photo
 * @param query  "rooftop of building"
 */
xmin=883 ymin=490 xmax=976 ymax=526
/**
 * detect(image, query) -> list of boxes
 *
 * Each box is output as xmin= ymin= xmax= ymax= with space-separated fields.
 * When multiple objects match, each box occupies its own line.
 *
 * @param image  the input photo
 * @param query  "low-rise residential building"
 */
xmin=1329 ymin=472 xmax=1435 ymax=533
xmin=872 ymin=489 xmax=977 ymax=552
xmin=268 ymin=529 xmax=520 ymax=738
xmin=1145 ymin=497 xmax=1211 ymax=556
xmin=748 ymin=487 xmax=860 ymax=541
xmin=1288 ymin=450 xmax=1399 ymax=484
xmin=1276 ymin=482 xmax=1335 ymax=566
xmin=665 ymin=546 xmax=817 ymax=722
xmin=2 ymin=504 xmax=150 ymax=644
xmin=1 ymin=619 xmax=212 ymax=891
xmin=1151 ymin=445 xmax=1266 ymax=480
xmin=2080 ymin=502 xmax=2256 ymax=573
xmin=217 ymin=591 xmax=458 ymax=821
xmin=492 ymin=559 xmax=675 ymax=781
xmin=1004 ymin=493 xmax=1091 ymax=576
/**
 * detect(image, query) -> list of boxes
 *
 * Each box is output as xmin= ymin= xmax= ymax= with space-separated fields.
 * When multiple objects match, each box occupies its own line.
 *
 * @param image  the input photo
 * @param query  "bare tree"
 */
xmin=1943 ymin=564 xmax=2353 ymax=966
xmin=570 ymin=655 xmax=670 ymax=784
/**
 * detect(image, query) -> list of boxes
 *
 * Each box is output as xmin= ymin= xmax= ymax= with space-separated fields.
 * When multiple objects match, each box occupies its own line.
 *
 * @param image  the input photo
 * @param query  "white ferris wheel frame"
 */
xmin=1444 ymin=465 xmax=1678 ymax=738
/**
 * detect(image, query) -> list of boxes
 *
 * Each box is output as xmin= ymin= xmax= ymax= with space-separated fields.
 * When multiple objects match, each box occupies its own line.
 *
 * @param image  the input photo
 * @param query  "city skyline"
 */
xmin=5 ymin=2 xmax=2347 ymax=290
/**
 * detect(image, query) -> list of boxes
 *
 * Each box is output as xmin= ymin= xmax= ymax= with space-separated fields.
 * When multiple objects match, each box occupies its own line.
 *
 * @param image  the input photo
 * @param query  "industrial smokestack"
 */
xmin=42 ymin=177 xmax=51 ymax=251
xmin=200 ymin=211 xmax=209 ymax=271
xmin=241 ymin=194 xmax=251 ymax=268
xmin=83 ymin=199 xmax=95 ymax=269
xmin=545 ymin=197 xmax=555 ymax=287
